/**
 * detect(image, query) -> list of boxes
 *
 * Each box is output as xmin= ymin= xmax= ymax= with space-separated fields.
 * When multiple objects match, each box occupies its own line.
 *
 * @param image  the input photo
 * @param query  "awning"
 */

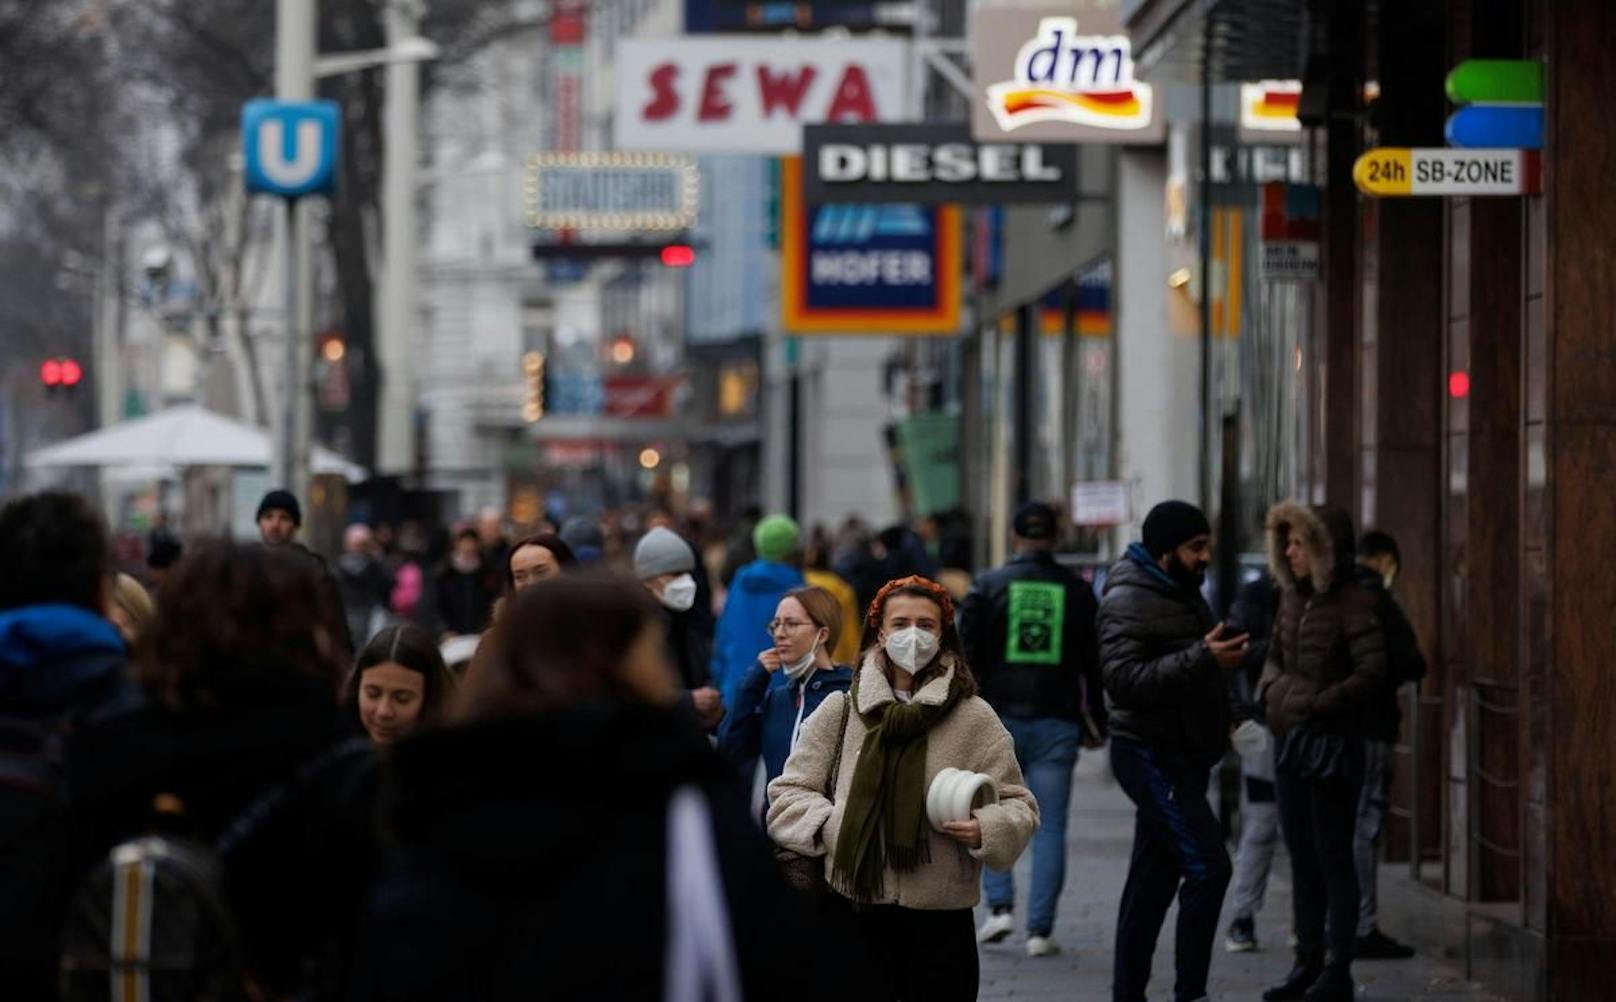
xmin=1127 ymin=0 xmax=1315 ymax=83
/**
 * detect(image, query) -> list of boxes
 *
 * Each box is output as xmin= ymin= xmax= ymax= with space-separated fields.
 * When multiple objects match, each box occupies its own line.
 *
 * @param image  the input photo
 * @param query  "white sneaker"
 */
xmin=1026 ymin=935 xmax=1061 ymax=957
xmin=977 ymin=911 xmax=1015 ymax=944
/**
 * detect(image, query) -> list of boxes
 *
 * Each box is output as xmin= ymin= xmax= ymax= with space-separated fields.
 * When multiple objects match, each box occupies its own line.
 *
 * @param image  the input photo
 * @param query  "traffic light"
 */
xmin=41 ymin=358 xmax=83 ymax=393
xmin=522 ymin=351 xmax=545 ymax=422
xmin=659 ymin=244 xmax=696 ymax=268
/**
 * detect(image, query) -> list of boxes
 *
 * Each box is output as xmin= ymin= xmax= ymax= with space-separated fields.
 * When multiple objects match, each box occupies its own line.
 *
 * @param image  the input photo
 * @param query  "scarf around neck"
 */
xmin=831 ymin=655 xmax=968 ymax=903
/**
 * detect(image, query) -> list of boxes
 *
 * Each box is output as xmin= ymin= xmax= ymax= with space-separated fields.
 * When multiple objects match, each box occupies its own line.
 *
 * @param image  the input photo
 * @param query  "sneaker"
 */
xmin=1026 ymin=935 xmax=1061 ymax=957
xmin=1225 ymin=916 xmax=1258 ymax=953
xmin=1355 ymin=928 xmax=1416 ymax=960
xmin=977 ymin=910 xmax=1014 ymax=944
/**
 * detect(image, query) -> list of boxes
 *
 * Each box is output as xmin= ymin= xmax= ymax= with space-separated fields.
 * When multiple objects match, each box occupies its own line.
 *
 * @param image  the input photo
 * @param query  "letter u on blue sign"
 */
xmin=243 ymin=99 xmax=341 ymax=198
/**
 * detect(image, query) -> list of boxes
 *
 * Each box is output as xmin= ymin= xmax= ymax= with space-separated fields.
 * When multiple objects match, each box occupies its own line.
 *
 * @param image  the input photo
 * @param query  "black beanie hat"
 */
xmin=256 ymin=489 xmax=302 ymax=527
xmin=1142 ymin=500 xmax=1211 ymax=558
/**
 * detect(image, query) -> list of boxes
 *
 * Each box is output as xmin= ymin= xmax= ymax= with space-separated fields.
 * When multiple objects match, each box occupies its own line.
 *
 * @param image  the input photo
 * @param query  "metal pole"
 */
xmin=1198 ymin=27 xmax=1214 ymax=511
xmin=379 ymin=0 xmax=422 ymax=475
xmin=275 ymin=0 xmax=315 ymax=496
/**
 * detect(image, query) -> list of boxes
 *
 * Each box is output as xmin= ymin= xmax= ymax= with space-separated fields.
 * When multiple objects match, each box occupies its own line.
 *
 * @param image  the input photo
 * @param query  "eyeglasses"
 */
xmin=768 ymin=619 xmax=816 ymax=634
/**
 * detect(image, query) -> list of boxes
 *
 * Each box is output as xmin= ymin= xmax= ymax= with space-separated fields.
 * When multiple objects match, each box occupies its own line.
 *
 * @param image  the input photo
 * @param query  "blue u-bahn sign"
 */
xmin=243 ymin=99 xmax=341 ymax=198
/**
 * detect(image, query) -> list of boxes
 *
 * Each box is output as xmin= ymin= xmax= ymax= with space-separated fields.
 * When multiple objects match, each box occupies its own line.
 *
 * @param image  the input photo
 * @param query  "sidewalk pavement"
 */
xmin=975 ymin=750 xmax=1508 ymax=1001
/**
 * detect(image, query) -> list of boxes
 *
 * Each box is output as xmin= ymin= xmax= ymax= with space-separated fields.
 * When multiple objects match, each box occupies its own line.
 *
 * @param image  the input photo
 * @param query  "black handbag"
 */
xmin=1275 ymin=727 xmax=1364 ymax=785
xmin=775 ymin=695 xmax=851 ymax=896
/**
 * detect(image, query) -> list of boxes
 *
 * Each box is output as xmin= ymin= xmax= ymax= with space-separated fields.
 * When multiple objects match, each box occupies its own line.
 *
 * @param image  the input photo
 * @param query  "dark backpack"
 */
xmin=0 ymin=713 xmax=74 ymax=996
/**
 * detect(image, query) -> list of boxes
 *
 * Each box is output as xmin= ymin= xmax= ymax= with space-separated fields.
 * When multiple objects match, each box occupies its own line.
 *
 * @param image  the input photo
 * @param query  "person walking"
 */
xmin=718 ymin=586 xmax=854 ymax=798
xmin=802 ymin=533 xmax=863 ymax=667
xmin=958 ymin=500 xmax=1107 ymax=958
xmin=712 ymin=514 xmax=805 ymax=710
xmin=436 ymin=527 xmax=497 ymax=639
xmin=1098 ymin=500 xmax=1244 ymax=1002
xmin=345 ymin=623 xmax=458 ymax=748
xmin=1224 ymin=569 xmax=1283 ymax=954
xmin=257 ymin=488 xmax=353 ymax=658
xmin=337 ymin=523 xmax=395 ymax=648
xmin=768 ymin=576 xmax=1039 ymax=1002
xmin=635 ymin=527 xmax=725 ymax=731
xmin=1257 ymin=503 xmax=1386 ymax=1002
xmin=506 ymin=533 xmax=577 ymax=593
xmin=0 ymin=492 xmax=138 ymax=997
xmin=348 ymin=575 xmax=837 ymax=1001
xmin=1351 ymin=531 xmax=1426 ymax=961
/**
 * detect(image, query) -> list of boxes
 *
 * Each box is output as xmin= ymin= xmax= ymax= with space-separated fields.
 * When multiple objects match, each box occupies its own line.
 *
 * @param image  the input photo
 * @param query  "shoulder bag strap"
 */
xmin=824 ymin=695 xmax=851 ymax=802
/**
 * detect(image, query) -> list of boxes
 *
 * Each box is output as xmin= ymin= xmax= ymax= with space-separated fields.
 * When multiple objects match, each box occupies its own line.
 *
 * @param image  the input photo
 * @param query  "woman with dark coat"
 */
xmin=349 ymin=574 xmax=842 ymax=1002
xmin=1256 ymin=503 xmax=1386 ymax=1002
xmin=68 ymin=541 xmax=380 ymax=999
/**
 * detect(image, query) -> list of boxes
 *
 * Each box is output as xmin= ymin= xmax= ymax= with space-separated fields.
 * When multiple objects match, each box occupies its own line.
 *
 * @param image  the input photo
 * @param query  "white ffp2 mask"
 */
xmin=658 ymin=574 xmax=698 ymax=613
xmin=883 ymin=626 xmax=940 ymax=675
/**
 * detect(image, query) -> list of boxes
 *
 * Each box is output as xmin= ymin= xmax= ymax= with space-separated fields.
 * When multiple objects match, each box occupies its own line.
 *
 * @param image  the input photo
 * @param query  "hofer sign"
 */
xmin=614 ymin=37 xmax=907 ymax=155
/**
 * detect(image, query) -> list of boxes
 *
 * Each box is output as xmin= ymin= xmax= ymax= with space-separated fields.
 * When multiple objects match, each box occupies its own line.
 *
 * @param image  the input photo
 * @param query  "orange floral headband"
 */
xmin=865 ymin=575 xmax=955 ymax=628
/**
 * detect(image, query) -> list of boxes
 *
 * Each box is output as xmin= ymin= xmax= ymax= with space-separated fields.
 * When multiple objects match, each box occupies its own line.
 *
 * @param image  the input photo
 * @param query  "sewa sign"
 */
xmin=613 ymin=37 xmax=906 ymax=155
xmin=802 ymin=124 xmax=1077 ymax=204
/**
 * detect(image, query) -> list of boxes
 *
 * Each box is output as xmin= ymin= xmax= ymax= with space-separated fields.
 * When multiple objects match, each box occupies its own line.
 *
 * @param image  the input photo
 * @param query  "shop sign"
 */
xmin=1239 ymin=80 xmax=1303 ymax=143
xmin=803 ymin=124 xmax=1076 ymax=204
xmin=1071 ymin=481 xmax=1129 ymax=526
xmin=971 ymin=5 xmax=1163 ymax=144
xmin=1353 ymin=147 xmax=1541 ymax=197
xmin=603 ymin=375 xmax=682 ymax=418
xmin=780 ymin=157 xmax=962 ymax=335
xmin=613 ymin=36 xmax=907 ymax=154
xmin=1445 ymin=60 xmax=1544 ymax=151
xmin=1259 ymin=182 xmax=1320 ymax=281
xmin=524 ymin=153 xmax=700 ymax=231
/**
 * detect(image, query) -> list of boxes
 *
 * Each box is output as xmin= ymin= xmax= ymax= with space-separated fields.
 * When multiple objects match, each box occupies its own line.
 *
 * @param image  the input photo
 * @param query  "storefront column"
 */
xmin=1321 ymin=0 xmax=1366 ymax=511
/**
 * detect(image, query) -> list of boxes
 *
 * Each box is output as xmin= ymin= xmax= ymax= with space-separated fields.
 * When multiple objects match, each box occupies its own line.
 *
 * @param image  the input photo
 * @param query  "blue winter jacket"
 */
xmin=711 ymin=560 xmax=804 ymax=704
xmin=0 ymin=604 xmax=132 ymax=719
xmin=718 ymin=662 xmax=854 ymax=790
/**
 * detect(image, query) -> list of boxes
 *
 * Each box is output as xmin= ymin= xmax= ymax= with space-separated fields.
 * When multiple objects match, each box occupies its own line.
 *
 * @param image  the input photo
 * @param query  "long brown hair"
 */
xmin=455 ymin=572 xmax=662 ymax=722
xmin=139 ymin=542 xmax=348 ymax=712
xmin=859 ymin=575 xmax=977 ymax=697
xmin=344 ymin=623 xmax=457 ymax=729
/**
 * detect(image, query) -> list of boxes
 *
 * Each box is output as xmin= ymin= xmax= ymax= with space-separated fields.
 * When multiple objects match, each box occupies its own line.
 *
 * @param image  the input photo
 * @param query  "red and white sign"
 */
xmin=604 ymin=375 xmax=682 ymax=418
xmin=613 ymin=37 xmax=908 ymax=155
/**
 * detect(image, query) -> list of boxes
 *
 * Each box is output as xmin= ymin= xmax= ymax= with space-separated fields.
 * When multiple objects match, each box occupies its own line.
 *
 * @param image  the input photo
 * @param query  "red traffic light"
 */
xmin=1448 ymin=370 xmax=1471 ymax=399
xmin=60 ymin=359 xmax=83 ymax=387
xmin=41 ymin=359 xmax=62 ymax=386
xmin=660 ymin=244 xmax=696 ymax=268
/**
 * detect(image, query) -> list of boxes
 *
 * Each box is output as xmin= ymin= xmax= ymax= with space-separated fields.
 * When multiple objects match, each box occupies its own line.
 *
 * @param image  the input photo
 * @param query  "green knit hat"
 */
xmin=752 ymin=514 xmax=801 ymax=563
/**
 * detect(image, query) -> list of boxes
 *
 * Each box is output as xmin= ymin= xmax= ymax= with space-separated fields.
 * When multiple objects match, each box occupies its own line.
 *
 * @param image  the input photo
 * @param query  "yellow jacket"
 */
xmin=804 ymin=568 xmax=863 ymax=665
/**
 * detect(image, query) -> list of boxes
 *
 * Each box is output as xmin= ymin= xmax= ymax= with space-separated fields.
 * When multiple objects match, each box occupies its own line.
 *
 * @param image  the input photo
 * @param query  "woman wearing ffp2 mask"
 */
xmin=767 ymin=576 xmax=1039 ymax=1001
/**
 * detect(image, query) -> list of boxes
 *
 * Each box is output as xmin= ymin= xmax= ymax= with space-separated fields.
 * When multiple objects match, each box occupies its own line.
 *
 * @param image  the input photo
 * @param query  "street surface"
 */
xmin=976 ymin=752 xmax=1505 ymax=1001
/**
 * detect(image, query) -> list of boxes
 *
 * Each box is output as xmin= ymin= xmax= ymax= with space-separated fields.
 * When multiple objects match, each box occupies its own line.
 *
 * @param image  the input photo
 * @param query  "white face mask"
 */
xmin=883 ymin=626 xmax=940 ymax=676
xmin=658 ymin=573 xmax=698 ymax=613
xmin=782 ymin=632 xmax=824 ymax=683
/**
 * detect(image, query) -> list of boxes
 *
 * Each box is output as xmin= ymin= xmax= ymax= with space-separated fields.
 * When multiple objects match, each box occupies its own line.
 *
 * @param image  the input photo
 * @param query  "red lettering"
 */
xmin=642 ymin=63 xmax=680 ymax=122
xmin=698 ymin=62 xmax=739 ymax=122
xmin=756 ymin=65 xmax=818 ymax=118
xmin=825 ymin=64 xmax=877 ymax=121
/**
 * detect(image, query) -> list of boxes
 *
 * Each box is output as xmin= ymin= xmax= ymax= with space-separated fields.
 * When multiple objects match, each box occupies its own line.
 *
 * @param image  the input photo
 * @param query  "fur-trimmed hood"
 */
xmin=1265 ymin=501 xmax=1357 ymax=593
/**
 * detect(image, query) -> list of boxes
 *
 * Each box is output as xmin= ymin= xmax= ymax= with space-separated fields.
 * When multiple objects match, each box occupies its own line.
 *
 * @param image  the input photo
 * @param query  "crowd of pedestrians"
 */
xmin=0 ymin=483 xmax=1430 ymax=1001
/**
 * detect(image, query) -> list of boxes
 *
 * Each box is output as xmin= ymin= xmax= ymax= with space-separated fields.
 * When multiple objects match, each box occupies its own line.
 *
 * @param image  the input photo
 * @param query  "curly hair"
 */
xmin=138 ymin=541 xmax=348 ymax=712
xmin=0 ymin=491 xmax=110 ymax=612
xmin=859 ymin=575 xmax=976 ymax=697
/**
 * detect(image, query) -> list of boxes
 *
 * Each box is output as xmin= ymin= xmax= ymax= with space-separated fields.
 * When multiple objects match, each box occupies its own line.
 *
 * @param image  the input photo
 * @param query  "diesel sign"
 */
xmin=803 ymin=124 xmax=1077 ymax=204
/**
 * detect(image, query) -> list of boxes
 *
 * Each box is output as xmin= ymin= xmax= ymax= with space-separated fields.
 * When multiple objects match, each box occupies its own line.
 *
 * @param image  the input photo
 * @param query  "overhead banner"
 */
xmin=802 ymin=123 xmax=1077 ymax=204
xmin=780 ymin=157 xmax=962 ymax=335
xmin=971 ymin=4 xmax=1163 ymax=144
xmin=614 ymin=36 xmax=907 ymax=154
xmin=524 ymin=152 xmax=700 ymax=231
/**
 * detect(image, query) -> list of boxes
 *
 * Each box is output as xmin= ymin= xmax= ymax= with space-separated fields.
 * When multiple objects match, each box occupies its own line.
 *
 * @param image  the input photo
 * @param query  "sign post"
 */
xmin=1352 ymin=147 xmax=1540 ymax=197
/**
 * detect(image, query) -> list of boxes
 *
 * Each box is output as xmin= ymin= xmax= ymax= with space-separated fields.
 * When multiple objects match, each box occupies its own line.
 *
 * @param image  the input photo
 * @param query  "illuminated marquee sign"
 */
xmin=971 ymin=5 xmax=1163 ymax=144
xmin=523 ymin=153 xmax=700 ymax=232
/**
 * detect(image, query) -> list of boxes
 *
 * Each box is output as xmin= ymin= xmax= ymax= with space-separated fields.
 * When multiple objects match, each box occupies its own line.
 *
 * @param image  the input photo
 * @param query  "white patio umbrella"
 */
xmin=26 ymin=404 xmax=367 ymax=482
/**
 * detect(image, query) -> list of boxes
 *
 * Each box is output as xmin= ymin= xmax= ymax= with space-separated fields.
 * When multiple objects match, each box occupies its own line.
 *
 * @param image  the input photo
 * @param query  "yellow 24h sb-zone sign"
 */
xmin=1353 ymin=147 xmax=1541 ymax=197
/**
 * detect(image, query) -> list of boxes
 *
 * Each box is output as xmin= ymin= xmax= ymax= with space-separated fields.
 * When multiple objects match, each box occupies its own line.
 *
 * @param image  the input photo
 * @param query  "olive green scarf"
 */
xmin=831 ymin=660 xmax=968 ymax=903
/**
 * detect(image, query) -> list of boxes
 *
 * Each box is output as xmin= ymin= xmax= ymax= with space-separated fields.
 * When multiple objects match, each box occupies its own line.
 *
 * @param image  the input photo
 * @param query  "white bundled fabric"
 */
xmin=663 ymin=785 xmax=742 ymax=1002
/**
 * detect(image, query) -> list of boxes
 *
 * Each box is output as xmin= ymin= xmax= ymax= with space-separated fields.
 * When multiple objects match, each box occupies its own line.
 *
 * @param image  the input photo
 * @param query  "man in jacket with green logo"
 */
xmin=959 ymin=501 xmax=1106 ymax=958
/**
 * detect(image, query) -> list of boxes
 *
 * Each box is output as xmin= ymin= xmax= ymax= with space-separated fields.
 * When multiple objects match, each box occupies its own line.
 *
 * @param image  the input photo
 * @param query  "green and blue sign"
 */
xmin=243 ymin=99 xmax=341 ymax=199
xmin=1445 ymin=60 xmax=1543 ymax=151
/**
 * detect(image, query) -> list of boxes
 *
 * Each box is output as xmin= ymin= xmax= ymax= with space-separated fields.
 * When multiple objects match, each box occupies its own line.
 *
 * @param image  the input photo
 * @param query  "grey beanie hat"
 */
xmin=634 ymin=527 xmax=695 ymax=580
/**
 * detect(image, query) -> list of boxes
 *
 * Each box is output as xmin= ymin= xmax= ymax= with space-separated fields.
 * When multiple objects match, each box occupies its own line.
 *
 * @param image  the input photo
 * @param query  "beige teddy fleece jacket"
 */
xmin=766 ymin=656 xmax=1039 ymax=911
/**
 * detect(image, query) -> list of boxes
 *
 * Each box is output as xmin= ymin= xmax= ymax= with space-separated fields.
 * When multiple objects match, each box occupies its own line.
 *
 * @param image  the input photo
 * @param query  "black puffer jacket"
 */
xmin=958 ymin=550 xmax=1105 ymax=730
xmin=1097 ymin=546 xmax=1227 ymax=768
xmin=1354 ymin=567 xmax=1428 ymax=743
xmin=1257 ymin=503 xmax=1386 ymax=738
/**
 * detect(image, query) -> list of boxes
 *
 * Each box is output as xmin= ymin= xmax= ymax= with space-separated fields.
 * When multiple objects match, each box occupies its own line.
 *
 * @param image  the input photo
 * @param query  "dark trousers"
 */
xmin=829 ymin=897 xmax=978 ymax=1002
xmin=1276 ymin=765 xmax=1362 ymax=968
xmin=1109 ymin=738 xmax=1233 ymax=1002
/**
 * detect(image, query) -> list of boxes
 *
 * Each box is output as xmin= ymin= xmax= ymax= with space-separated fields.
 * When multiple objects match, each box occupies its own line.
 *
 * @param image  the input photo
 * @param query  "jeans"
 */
xmin=1229 ymin=775 xmax=1281 ymax=921
xmin=1354 ymin=739 xmax=1394 ymax=936
xmin=1109 ymin=738 xmax=1233 ymax=1002
xmin=1276 ymin=763 xmax=1362 ymax=968
xmin=830 ymin=897 xmax=979 ymax=1002
xmin=982 ymin=715 xmax=1082 ymax=936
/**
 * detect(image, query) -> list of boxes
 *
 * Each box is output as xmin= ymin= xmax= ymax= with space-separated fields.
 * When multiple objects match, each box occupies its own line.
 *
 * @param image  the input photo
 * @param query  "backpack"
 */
xmin=0 ymin=713 xmax=74 ymax=995
xmin=59 ymin=737 xmax=371 ymax=1002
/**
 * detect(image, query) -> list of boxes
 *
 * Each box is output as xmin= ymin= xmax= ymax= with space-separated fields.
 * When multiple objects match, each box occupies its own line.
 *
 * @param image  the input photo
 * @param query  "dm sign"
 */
xmin=971 ymin=5 xmax=1163 ymax=144
xmin=780 ymin=157 xmax=961 ymax=335
xmin=242 ymin=100 xmax=340 ymax=199
xmin=803 ymin=124 xmax=1076 ymax=204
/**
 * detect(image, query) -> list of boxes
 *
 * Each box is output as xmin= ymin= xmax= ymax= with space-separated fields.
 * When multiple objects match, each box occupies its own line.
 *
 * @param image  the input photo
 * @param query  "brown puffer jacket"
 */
xmin=1257 ymin=502 xmax=1386 ymax=737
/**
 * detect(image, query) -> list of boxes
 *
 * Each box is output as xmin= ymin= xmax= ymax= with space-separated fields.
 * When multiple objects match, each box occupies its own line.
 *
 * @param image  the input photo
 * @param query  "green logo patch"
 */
xmin=1007 ymin=581 xmax=1065 ymax=665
